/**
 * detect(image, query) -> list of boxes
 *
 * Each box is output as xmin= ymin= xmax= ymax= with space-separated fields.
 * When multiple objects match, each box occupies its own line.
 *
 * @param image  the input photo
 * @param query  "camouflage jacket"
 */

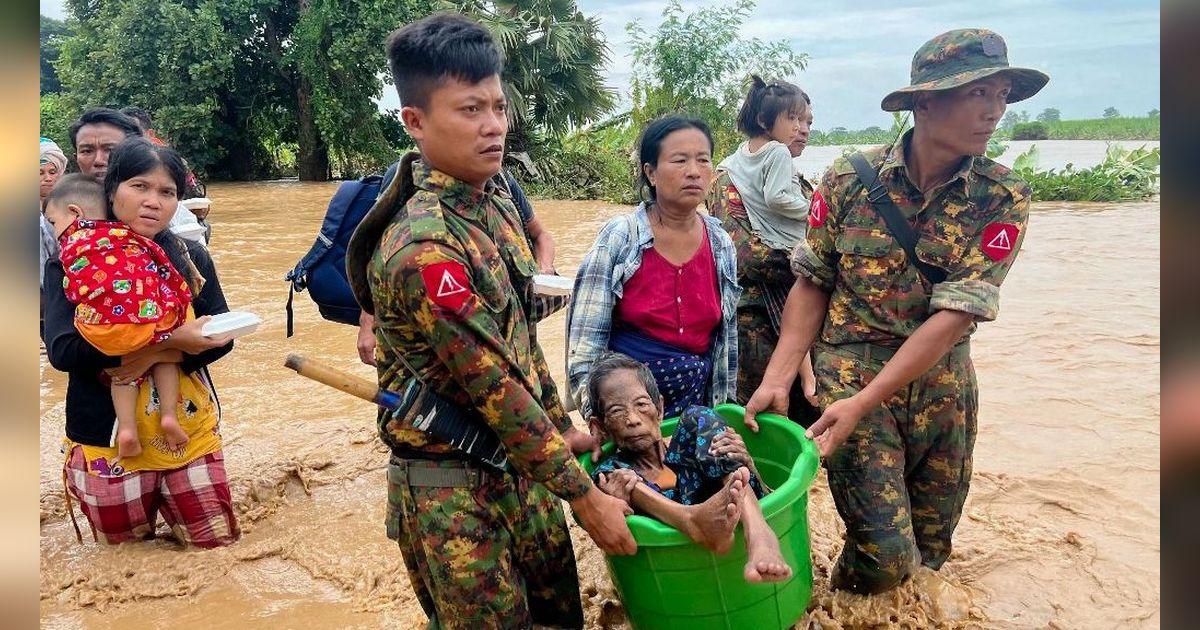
xmin=364 ymin=158 xmax=589 ymax=501
xmin=792 ymin=131 xmax=1031 ymax=346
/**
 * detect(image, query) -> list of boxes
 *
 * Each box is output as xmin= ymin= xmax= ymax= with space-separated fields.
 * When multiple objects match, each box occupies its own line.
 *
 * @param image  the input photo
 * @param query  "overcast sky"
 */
xmin=42 ymin=0 xmax=1159 ymax=131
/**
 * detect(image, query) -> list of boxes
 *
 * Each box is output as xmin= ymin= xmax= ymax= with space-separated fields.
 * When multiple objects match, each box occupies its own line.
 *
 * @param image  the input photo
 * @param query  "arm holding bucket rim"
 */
xmin=743 ymin=275 xmax=830 ymax=431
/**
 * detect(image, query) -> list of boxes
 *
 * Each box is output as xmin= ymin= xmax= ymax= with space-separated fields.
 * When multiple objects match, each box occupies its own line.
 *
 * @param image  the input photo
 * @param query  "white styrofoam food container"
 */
xmin=532 ymin=274 xmax=573 ymax=296
xmin=171 ymin=222 xmax=208 ymax=241
xmin=202 ymin=311 xmax=262 ymax=338
xmin=180 ymin=197 xmax=213 ymax=210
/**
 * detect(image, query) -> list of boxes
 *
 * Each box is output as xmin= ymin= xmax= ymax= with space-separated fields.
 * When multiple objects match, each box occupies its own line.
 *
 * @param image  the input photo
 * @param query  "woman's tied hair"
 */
xmin=736 ymin=74 xmax=808 ymax=138
xmin=588 ymin=352 xmax=663 ymax=419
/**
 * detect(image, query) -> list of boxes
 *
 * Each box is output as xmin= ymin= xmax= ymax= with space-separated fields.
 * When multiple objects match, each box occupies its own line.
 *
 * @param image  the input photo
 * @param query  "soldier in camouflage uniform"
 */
xmin=744 ymin=29 xmax=1048 ymax=594
xmin=346 ymin=14 xmax=635 ymax=629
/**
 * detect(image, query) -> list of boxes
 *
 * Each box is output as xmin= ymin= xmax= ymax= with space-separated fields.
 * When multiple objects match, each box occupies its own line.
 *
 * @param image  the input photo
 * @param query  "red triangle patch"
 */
xmin=981 ymin=222 xmax=1019 ymax=261
xmin=809 ymin=190 xmax=829 ymax=228
xmin=420 ymin=261 xmax=473 ymax=311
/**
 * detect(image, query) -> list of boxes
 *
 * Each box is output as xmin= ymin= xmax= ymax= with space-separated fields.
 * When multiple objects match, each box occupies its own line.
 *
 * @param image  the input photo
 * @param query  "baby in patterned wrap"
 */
xmin=587 ymin=351 xmax=792 ymax=582
xmin=43 ymin=174 xmax=194 ymax=458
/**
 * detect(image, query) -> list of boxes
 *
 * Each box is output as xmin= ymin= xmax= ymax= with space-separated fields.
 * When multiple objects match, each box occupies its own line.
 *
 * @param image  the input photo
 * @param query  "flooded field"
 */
xmin=40 ymin=146 xmax=1160 ymax=628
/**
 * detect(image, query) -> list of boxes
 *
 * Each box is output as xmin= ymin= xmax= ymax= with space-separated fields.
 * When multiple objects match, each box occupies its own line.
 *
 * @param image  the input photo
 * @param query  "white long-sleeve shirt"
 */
xmin=717 ymin=140 xmax=809 ymax=251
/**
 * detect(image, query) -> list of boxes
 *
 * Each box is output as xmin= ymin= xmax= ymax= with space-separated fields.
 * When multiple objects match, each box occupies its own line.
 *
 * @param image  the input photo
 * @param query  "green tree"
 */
xmin=40 ymin=93 xmax=76 ymax=149
xmin=627 ymin=0 xmax=807 ymax=158
xmin=1103 ymin=106 xmax=1120 ymax=118
xmin=1036 ymin=107 xmax=1061 ymax=123
xmin=1000 ymin=110 xmax=1029 ymax=131
xmin=446 ymin=0 xmax=616 ymax=152
xmin=57 ymin=0 xmax=424 ymax=180
xmin=40 ymin=15 xmax=72 ymax=95
xmin=1148 ymin=108 xmax=1160 ymax=117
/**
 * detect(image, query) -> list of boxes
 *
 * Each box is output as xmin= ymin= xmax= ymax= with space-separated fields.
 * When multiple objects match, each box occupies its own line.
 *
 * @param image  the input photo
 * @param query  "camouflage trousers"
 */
xmin=813 ymin=340 xmax=978 ymax=595
xmin=736 ymin=299 xmax=820 ymax=428
xmin=386 ymin=458 xmax=584 ymax=629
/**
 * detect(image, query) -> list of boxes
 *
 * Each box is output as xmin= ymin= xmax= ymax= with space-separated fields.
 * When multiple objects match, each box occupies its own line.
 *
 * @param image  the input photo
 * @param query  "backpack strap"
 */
xmin=847 ymin=152 xmax=948 ymax=285
xmin=346 ymin=151 xmax=423 ymax=316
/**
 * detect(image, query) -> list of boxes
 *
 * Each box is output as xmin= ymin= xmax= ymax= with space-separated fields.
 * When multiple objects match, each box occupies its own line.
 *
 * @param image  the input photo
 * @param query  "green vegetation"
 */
xmin=1013 ymin=144 xmax=1160 ymax=202
xmin=42 ymin=0 xmax=615 ymax=181
xmin=1031 ymin=117 xmax=1160 ymax=141
xmin=627 ymin=0 xmax=806 ymax=160
xmin=1011 ymin=122 xmax=1049 ymax=141
xmin=448 ymin=0 xmax=616 ymax=152
xmin=809 ymin=114 xmax=1160 ymax=147
xmin=42 ymin=0 xmax=1162 ymax=203
xmin=40 ymin=15 xmax=72 ymax=95
xmin=527 ymin=0 xmax=806 ymax=203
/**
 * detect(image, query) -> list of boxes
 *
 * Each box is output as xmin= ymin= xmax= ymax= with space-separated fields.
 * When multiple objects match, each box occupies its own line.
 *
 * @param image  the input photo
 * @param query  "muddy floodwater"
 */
xmin=40 ymin=144 xmax=1160 ymax=628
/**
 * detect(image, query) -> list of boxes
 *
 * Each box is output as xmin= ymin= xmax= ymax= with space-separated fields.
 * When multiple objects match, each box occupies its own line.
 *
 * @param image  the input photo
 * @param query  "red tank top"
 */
xmin=615 ymin=225 xmax=722 ymax=355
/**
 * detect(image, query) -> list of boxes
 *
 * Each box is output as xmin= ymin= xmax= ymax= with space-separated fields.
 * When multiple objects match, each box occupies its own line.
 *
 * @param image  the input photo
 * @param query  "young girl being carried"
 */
xmin=714 ymin=76 xmax=818 ymax=419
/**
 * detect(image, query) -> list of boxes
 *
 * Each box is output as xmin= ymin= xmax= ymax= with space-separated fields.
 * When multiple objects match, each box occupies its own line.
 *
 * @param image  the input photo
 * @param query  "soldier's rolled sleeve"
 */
xmin=390 ymin=244 xmax=591 ymax=501
xmin=930 ymin=183 xmax=1032 ymax=322
xmin=790 ymin=168 xmax=840 ymax=290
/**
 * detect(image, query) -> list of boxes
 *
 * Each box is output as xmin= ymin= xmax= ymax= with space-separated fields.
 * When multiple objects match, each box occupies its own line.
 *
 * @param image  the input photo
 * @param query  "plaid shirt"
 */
xmin=567 ymin=203 xmax=741 ymax=416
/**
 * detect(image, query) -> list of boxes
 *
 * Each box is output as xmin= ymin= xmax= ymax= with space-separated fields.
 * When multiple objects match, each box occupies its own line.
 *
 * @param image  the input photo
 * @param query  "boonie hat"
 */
xmin=881 ymin=28 xmax=1049 ymax=112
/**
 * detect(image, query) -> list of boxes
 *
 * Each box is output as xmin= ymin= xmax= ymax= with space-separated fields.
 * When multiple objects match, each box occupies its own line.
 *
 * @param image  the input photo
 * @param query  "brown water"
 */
xmin=39 ymin=181 xmax=1160 ymax=628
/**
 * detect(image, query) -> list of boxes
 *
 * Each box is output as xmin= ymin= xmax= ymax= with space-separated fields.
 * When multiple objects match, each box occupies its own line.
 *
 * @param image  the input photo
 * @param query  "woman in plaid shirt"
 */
xmin=567 ymin=115 xmax=741 ymax=420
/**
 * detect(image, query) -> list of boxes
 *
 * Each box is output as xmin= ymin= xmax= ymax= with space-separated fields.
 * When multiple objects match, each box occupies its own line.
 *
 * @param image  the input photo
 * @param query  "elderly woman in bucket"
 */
xmin=568 ymin=115 xmax=741 ymax=422
xmin=587 ymin=352 xmax=791 ymax=582
xmin=746 ymin=28 xmax=1048 ymax=594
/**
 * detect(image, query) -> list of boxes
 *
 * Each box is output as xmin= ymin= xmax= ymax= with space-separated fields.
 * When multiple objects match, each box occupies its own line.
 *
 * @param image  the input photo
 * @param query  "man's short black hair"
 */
xmin=68 ymin=108 xmax=143 ymax=150
xmin=120 ymin=106 xmax=153 ymax=131
xmin=588 ymin=352 xmax=663 ymax=419
xmin=384 ymin=12 xmax=503 ymax=109
xmin=44 ymin=173 xmax=105 ymax=214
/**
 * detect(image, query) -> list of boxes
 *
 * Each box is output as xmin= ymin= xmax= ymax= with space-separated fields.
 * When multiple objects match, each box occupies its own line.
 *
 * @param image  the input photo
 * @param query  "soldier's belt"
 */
xmin=389 ymin=456 xmax=490 ymax=488
xmin=826 ymin=339 xmax=971 ymax=363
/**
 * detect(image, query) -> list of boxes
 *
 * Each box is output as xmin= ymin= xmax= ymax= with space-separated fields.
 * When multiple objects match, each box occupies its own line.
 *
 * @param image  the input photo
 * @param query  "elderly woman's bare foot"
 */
xmin=744 ymin=536 xmax=792 ymax=582
xmin=684 ymin=468 xmax=747 ymax=554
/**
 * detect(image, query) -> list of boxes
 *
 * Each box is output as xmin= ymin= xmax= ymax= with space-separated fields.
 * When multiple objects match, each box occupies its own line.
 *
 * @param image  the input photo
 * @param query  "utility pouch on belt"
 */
xmin=393 ymin=378 xmax=508 ymax=474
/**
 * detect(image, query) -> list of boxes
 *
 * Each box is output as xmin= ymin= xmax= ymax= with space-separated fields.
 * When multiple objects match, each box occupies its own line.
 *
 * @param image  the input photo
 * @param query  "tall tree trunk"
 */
xmin=296 ymin=74 xmax=329 ymax=181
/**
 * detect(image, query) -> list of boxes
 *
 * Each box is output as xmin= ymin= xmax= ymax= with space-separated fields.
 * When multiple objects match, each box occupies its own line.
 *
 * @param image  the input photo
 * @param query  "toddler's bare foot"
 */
xmin=744 ymin=535 xmax=792 ymax=583
xmin=161 ymin=414 xmax=190 ymax=451
xmin=116 ymin=428 xmax=142 ymax=459
xmin=684 ymin=468 xmax=746 ymax=554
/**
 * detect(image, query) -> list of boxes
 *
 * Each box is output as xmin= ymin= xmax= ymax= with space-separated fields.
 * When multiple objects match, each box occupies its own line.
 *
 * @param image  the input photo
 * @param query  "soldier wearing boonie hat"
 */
xmin=744 ymin=29 xmax=1048 ymax=594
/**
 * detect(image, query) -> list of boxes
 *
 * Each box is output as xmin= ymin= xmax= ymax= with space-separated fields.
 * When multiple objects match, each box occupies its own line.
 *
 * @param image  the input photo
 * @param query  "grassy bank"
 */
xmin=809 ymin=115 xmax=1160 ymax=146
xmin=1032 ymin=116 xmax=1160 ymax=141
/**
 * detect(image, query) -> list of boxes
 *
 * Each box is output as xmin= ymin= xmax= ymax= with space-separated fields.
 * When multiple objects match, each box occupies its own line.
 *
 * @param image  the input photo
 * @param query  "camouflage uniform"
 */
xmin=793 ymin=134 xmax=1032 ymax=593
xmin=706 ymin=171 xmax=819 ymax=426
xmin=363 ymin=157 xmax=589 ymax=628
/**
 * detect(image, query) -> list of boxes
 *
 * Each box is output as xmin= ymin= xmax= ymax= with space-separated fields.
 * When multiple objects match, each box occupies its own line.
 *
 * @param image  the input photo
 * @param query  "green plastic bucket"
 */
xmin=577 ymin=403 xmax=819 ymax=630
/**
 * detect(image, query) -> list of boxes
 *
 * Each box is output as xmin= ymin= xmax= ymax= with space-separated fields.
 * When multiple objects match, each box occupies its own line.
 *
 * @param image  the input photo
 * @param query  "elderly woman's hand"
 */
xmin=596 ymin=468 xmax=640 ymax=503
xmin=710 ymin=427 xmax=757 ymax=474
xmin=163 ymin=316 xmax=233 ymax=355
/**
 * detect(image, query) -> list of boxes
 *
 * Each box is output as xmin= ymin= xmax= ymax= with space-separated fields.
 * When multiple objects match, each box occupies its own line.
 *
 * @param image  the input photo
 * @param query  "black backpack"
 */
xmin=284 ymin=162 xmax=401 ymax=336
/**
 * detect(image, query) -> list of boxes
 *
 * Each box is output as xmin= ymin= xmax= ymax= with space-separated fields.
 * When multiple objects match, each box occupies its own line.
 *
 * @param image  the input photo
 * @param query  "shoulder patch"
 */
xmin=980 ymin=222 xmax=1020 ymax=261
xmin=809 ymin=190 xmax=830 ymax=228
xmin=420 ymin=260 xmax=473 ymax=311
